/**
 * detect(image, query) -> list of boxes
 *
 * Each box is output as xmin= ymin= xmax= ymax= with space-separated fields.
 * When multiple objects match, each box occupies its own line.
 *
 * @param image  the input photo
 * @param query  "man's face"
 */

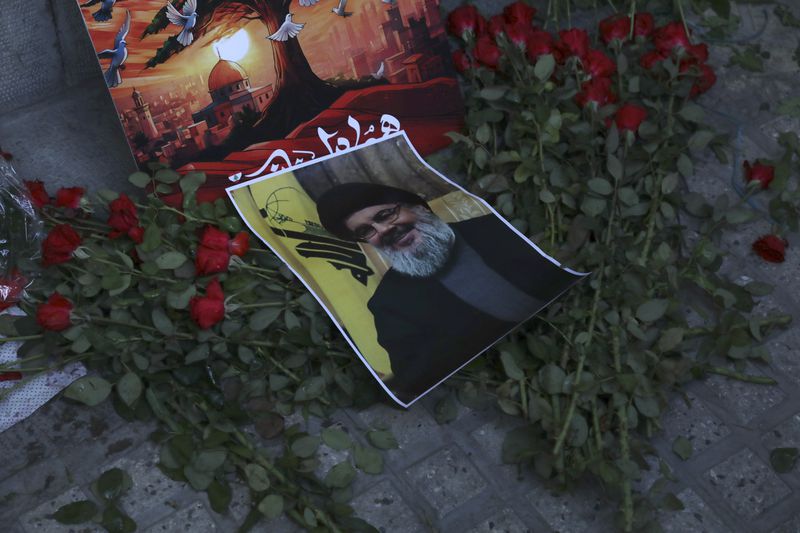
xmin=344 ymin=203 xmax=422 ymax=251
xmin=343 ymin=203 xmax=456 ymax=278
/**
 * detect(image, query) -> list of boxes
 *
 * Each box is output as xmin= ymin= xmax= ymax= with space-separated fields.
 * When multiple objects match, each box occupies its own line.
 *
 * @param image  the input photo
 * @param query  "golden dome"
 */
xmin=208 ymin=60 xmax=247 ymax=91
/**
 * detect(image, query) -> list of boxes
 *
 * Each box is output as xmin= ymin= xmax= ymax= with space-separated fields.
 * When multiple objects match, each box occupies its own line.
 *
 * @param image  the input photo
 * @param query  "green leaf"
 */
xmin=744 ymin=281 xmax=773 ymax=296
xmin=322 ymin=427 xmax=352 ymax=451
xmin=167 ymin=285 xmax=196 ymax=310
xmin=367 ymin=430 xmax=399 ymax=450
xmin=155 ymin=168 xmax=181 ymax=184
xmin=140 ymin=225 xmax=162 ymax=253
xmin=634 ymin=396 xmax=660 ymax=418
xmin=538 ymin=364 xmax=566 ymax=395
xmin=245 ymin=463 xmax=271 ymax=491
xmin=258 ymin=494 xmax=284 ymax=519
xmin=672 ymin=436 xmax=693 ymax=460
xmin=325 ymin=461 xmax=356 ymax=488
xmin=475 ymin=123 xmax=491 ymax=144
xmin=657 ymin=328 xmax=685 ymax=352
xmin=688 ymin=130 xmax=715 ymax=151
xmin=777 ymin=97 xmax=800 ymax=118
xmin=434 ymin=393 xmax=459 ymax=424
xmin=151 ymin=307 xmax=175 ymax=336
xmin=180 ymin=172 xmax=206 ymax=193
xmin=185 ymin=343 xmax=210 ymax=364
xmin=770 ymin=448 xmax=799 ymax=473
xmin=534 ymin=54 xmax=555 ymax=81
xmin=587 ymin=178 xmax=613 ymax=195
xmin=65 ymin=376 xmax=112 ymax=407
xmin=580 ymin=197 xmax=606 ymax=218
xmin=128 ymin=172 xmax=151 ymax=188
xmin=606 ymin=154 xmax=623 ymax=180
xmin=51 ymin=500 xmax=98 ymax=524
xmin=155 ymin=251 xmax=188 ymax=270
xmin=500 ymin=350 xmax=525 ymax=380
xmin=354 ymin=445 xmax=383 ymax=474
xmin=636 ymin=299 xmax=669 ymax=322
xmin=291 ymin=435 xmax=321 ymax=458
xmin=728 ymin=44 xmax=765 ymax=72
xmin=116 ymin=372 xmax=142 ymax=406
xmin=539 ymin=189 xmax=556 ymax=203
xmin=677 ymin=154 xmax=693 ymax=178
xmin=660 ymin=492 xmax=685 ymax=511
xmin=207 ymin=480 xmax=232 ymax=514
xmin=96 ymin=468 xmax=132 ymax=501
xmin=183 ymin=465 xmax=213 ymax=490
xmin=479 ymin=86 xmax=507 ymax=100
xmin=725 ymin=207 xmax=755 ymax=224
xmin=101 ymin=504 xmax=136 ymax=533
xmin=194 ymin=449 xmax=227 ymax=471
xmin=679 ymin=103 xmax=705 ymax=123
xmin=249 ymin=307 xmax=282 ymax=332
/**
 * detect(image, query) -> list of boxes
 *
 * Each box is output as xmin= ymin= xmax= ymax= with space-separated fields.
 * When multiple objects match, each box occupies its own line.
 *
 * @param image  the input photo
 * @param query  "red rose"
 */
xmin=653 ymin=21 xmax=690 ymax=53
xmin=752 ymin=235 xmax=787 ymax=263
xmin=190 ymin=278 xmax=225 ymax=330
xmin=0 ymin=272 xmax=26 ymax=312
xmin=452 ymin=50 xmax=473 ymax=73
xmin=55 ymin=187 xmax=85 ymax=209
xmin=743 ymin=161 xmax=775 ymax=189
xmin=447 ymin=5 xmax=486 ymax=38
xmin=488 ymin=14 xmax=506 ymax=39
xmin=557 ymin=28 xmax=589 ymax=59
xmin=229 ymin=232 xmax=250 ymax=257
xmin=199 ymin=226 xmax=230 ymax=251
xmin=614 ymin=103 xmax=647 ymax=132
xmin=640 ymin=50 xmax=668 ymax=69
xmin=503 ymin=1 xmax=536 ymax=26
xmin=36 ymin=293 xmax=73 ymax=331
xmin=24 ymin=180 xmax=50 ymax=209
xmin=575 ymin=77 xmax=616 ymax=108
xmin=505 ymin=21 xmax=531 ymax=46
xmin=526 ymin=30 xmax=554 ymax=61
xmin=108 ymin=194 xmax=141 ymax=240
xmin=128 ymin=226 xmax=145 ymax=244
xmin=474 ymin=35 xmax=501 ymax=69
xmin=686 ymin=43 xmax=708 ymax=63
xmin=633 ymin=13 xmax=655 ymax=38
xmin=42 ymin=224 xmax=82 ymax=266
xmin=583 ymin=49 xmax=616 ymax=78
xmin=196 ymin=246 xmax=229 ymax=275
xmin=599 ymin=14 xmax=630 ymax=44
xmin=690 ymin=63 xmax=716 ymax=97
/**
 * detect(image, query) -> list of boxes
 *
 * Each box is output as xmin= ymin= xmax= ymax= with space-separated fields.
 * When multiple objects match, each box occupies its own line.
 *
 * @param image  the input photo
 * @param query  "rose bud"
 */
xmin=583 ymin=49 xmax=616 ymax=79
xmin=108 ymin=194 xmax=141 ymax=240
xmin=686 ymin=43 xmax=708 ymax=63
xmin=557 ymin=28 xmax=590 ymax=59
xmin=599 ymin=14 xmax=630 ymax=45
xmin=752 ymin=235 xmax=787 ymax=263
xmin=447 ymin=5 xmax=486 ymax=39
xmin=190 ymin=278 xmax=225 ymax=330
xmin=24 ymin=180 xmax=50 ymax=209
xmin=488 ymin=14 xmax=506 ymax=39
xmin=55 ymin=187 xmax=85 ymax=209
xmin=474 ymin=35 xmax=502 ymax=69
xmin=505 ymin=21 xmax=531 ymax=47
xmin=653 ymin=21 xmax=691 ymax=53
xmin=36 ymin=293 xmax=74 ymax=331
xmin=452 ymin=49 xmax=473 ymax=73
xmin=689 ymin=63 xmax=716 ymax=97
xmin=229 ymin=232 xmax=250 ymax=257
xmin=0 ymin=272 xmax=26 ymax=312
xmin=196 ymin=246 xmax=229 ymax=275
xmin=614 ymin=103 xmax=648 ymax=132
xmin=42 ymin=224 xmax=82 ymax=266
xmin=640 ymin=50 xmax=668 ymax=70
xmin=199 ymin=226 xmax=230 ymax=251
xmin=526 ymin=30 xmax=554 ymax=61
xmin=633 ymin=13 xmax=655 ymax=38
xmin=575 ymin=77 xmax=617 ymax=108
xmin=503 ymin=1 xmax=536 ymax=26
xmin=743 ymin=161 xmax=775 ymax=189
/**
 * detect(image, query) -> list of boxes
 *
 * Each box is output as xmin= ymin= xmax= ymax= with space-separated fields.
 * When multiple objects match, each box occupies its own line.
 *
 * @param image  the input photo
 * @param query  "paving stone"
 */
xmin=0 ymin=456 xmax=71 ymax=523
xmin=658 ymin=488 xmax=728 ymax=533
xmin=661 ymin=392 xmax=731 ymax=455
xmin=51 ymin=0 xmax=103 ymax=88
xmin=19 ymin=486 xmax=102 ymax=533
xmin=705 ymin=448 xmax=792 ymax=519
xmin=704 ymin=370 xmax=786 ymax=426
xmin=467 ymin=507 xmax=531 ymax=533
xmin=762 ymin=411 xmax=800 ymax=458
xmin=0 ymin=416 xmax=50 ymax=480
xmin=405 ymin=445 xmax=487 ymax=518
xmin=350 ymin=479 xmax=425 ymax=533
xmin=772 ymin=511 xmax=800 ymax=533
xmin=143 ymin=501 xmax=216 ymax=532
xmin=102 ymin=445 xmax=193 ymax=529
xmin=525 ymin=482 xmax=611 ymax=533
xmin=766 ymin=330 xmax=800 ymax=387
xmin=358 ymin=403 xmax=445 ymax=465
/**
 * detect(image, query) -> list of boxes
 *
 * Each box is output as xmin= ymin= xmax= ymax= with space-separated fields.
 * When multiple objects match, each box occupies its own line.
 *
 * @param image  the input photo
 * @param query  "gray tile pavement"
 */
xmin=3 ymin=1 xmax=800 ymax=532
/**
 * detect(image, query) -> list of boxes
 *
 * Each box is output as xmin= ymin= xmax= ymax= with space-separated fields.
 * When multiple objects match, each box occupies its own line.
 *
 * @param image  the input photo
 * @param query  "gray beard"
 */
xmin=378 ymin=207 xmax=455 ymax=277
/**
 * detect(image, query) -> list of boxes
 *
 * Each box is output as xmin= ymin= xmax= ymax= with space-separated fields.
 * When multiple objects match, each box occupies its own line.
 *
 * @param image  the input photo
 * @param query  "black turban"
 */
xmin=316 ymin=182 xmax=429 ymax=241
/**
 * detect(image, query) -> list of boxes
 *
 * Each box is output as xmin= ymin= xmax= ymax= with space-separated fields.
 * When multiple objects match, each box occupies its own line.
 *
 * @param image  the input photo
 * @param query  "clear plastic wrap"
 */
xmin=0 ymin=158 xmax=43 ymax=310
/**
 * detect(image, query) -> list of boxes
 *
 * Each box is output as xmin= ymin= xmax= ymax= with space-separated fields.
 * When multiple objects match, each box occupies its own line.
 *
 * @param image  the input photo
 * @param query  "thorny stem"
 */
xmin=613 ymin=328 xmax=634 ymax=532
xmin=0 ymin=334 xmax=42 ymax=344
xmin=705 ymin=366 xmax=777 ymax=385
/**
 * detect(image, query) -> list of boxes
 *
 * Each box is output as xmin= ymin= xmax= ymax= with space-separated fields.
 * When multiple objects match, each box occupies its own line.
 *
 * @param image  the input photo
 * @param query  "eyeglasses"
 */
xmin=352 ymin=204 xmax=402 ymax=242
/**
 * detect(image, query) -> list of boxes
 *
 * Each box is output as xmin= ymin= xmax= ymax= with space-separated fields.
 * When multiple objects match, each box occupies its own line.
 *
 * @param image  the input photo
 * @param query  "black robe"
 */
xmin=367 ymin=214 xmax=581 ymax=402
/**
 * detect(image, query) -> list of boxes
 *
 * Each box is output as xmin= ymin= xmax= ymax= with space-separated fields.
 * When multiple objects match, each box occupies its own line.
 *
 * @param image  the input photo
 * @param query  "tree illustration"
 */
xmin=143 ymin=0 xmax=345 ymax=140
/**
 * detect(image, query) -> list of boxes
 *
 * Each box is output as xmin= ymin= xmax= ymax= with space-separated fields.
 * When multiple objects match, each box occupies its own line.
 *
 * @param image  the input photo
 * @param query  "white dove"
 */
xmin=371 ymin=61 xmax=384 ymax=79
xmin=96 ymin=9 xmax=131 ymax=88
xmin=297 ymin=0 xmax=320 ymax=5
xmin=331 ymin=0 xmax=352 ymax=17
xmin=166 ymin=0 xmax=198 ymax=46
xmin=267 ymin=14 xmax=305 ymax=41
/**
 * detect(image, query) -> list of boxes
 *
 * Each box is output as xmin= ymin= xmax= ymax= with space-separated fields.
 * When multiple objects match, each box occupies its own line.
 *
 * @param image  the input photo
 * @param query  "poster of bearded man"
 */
xmin=227 ymin=133 xmax=587 ymax=406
